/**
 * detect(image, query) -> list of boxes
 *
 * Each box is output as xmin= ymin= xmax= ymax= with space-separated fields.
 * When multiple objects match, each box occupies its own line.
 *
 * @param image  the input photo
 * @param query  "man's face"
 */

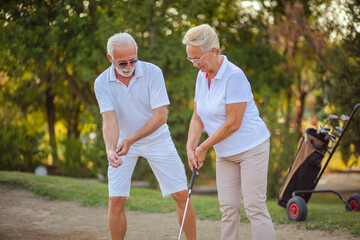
xmin=108 ymin=43 xmax=137 ymax=77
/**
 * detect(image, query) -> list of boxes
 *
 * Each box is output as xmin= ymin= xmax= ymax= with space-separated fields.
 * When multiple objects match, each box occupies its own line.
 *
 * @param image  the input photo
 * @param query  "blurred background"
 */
xmin=0 ymin=0 xmax=359 ymax=198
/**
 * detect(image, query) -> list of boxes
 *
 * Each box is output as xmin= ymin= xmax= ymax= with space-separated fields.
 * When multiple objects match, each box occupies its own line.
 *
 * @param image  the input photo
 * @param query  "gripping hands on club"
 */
xmin=187 ymin=145 xmax=207 ymax=175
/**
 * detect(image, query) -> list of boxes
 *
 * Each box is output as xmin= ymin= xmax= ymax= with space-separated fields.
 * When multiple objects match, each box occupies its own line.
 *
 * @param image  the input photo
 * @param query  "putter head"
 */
xmin=335 ymin=126 xmax=342 ymax=132
xmin=329 ymin=114 xmax=339 ymax=120
xmin=340 ymin=114 xmax=350 ymax=121
xmin=323 ymin=114 xmax=338 ymax=126
xmin=322 ymin=126 xmax=331 ymax=132
xmin=333 ymin=131 xmax=341 ymax=138
xmin=320 ymin=130 xmax=330 ymax=135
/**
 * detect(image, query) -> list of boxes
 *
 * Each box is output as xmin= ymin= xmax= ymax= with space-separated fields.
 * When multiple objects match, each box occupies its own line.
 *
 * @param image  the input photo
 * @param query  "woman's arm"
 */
xmin=186 ymin=103 xmax=204 ymax=172
xmin=195 ymin=102 xmax=246 ymax=165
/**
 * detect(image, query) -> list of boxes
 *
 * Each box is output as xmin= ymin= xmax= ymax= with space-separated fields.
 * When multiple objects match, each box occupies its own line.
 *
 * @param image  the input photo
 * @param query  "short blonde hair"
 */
xmin=182 ymin=24 xmax=220 ymax=53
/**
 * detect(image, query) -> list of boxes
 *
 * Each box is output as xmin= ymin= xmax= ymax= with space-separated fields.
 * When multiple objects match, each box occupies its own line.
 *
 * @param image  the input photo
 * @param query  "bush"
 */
xmin=0 ymin=118 xmax=46 ymax=171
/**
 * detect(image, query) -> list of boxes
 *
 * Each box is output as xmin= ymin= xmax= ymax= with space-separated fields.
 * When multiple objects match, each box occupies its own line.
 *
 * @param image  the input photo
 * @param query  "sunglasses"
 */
xmin=117 ymin=59 xmax=138 ymax=67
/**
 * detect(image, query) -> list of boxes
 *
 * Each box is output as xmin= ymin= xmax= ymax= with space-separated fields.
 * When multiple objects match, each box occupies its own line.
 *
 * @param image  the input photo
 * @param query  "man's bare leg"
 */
xmin=108 ymin=196 xmax=127 ymax=240
xmin=172 ymin=190 xmax=196 ymax=240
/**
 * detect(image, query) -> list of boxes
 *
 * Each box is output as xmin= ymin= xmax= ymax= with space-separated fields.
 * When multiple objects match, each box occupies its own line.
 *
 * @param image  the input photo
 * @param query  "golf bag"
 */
xmin=277 ymin=128 xmax=329 ymax=207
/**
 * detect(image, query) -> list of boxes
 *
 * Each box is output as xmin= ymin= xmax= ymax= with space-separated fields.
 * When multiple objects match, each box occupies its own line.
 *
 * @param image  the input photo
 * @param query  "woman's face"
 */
xmin=186 ymin=45 xmax=212 ymax=72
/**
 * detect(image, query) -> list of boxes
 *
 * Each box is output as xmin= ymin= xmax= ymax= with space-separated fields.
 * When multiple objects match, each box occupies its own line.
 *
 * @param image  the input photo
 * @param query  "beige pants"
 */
xmin=216 ymin=139 xmax=276 ymax=240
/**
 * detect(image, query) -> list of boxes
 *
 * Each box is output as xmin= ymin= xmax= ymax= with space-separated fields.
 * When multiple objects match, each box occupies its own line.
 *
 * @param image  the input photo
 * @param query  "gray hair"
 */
xmin=182 ymin=24 xmax=220 ymax=53
xmin=107 ymin=32 xmax=138 ymax=58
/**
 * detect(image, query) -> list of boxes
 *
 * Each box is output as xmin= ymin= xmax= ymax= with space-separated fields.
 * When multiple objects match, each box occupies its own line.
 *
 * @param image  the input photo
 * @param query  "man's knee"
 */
xmin=171 ymin=190 xmax=188 ymax=204
xmin=109 ymin=196 xmax=127 ymax=214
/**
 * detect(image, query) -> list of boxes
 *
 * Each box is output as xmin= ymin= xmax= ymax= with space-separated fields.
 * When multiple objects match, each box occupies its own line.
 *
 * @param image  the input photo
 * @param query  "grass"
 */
xmin=1 ymin=171 xmax=359 ymax=236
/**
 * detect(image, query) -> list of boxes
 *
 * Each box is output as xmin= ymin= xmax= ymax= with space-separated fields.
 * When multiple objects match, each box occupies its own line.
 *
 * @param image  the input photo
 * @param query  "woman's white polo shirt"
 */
xmin=194 ymin=56 xmax=270 ymax=157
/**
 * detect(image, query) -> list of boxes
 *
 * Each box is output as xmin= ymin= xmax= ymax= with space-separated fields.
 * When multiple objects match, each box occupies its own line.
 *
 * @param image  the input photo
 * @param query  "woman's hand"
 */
xmin=187 ymin=149 xmax=202 ymax=175
xmin=194 ymin=145 xmax=207 ymax=168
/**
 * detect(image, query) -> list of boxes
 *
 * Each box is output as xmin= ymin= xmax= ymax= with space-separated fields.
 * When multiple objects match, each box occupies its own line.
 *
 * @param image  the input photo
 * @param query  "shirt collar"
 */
xmin=212 ymin=55 xmax=228 ymax=80
xmin=109 ymin=61 xmax=143 ymax=82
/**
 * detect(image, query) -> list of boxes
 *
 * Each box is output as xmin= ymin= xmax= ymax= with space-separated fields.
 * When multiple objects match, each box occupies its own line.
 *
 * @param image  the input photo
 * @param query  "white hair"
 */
xmin=182 ymin=24 xmax=220 ymax=53
xmin=107 ymin=32 xmax=138 ymax=58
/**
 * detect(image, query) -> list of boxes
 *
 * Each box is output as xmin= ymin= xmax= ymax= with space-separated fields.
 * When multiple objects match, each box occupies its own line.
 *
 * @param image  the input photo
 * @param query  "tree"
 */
xmin=267 ymin=0 xmax=328 ymax=139
xmin=316 ymin=0 xmax=360 ymax=167
xmin=0 ymin=0 xmax=120 ymax=170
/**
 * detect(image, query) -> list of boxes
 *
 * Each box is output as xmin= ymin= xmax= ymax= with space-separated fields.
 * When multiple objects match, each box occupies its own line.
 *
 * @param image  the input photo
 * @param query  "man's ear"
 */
xmin=106 ymin=53 xmax=113 ymax=63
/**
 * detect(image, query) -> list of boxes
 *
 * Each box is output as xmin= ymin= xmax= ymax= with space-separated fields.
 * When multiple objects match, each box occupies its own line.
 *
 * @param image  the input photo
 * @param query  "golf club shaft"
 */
xmin=178 ymin=195 xmax=190 ymax=240
xmin=178 ymin=166 xmax=197 ymax=240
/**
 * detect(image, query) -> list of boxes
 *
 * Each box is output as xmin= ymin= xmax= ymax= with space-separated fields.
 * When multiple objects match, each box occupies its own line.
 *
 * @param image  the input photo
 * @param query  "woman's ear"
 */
xmin=210 ymin=47 xmax=218 ymax=55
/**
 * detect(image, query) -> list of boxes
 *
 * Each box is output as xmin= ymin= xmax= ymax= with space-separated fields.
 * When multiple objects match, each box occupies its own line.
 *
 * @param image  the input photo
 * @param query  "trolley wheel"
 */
xmin=346 ymin=193 xmax=360 ymax=212
xmin=287 ymin=196 xmax=308 ymax=221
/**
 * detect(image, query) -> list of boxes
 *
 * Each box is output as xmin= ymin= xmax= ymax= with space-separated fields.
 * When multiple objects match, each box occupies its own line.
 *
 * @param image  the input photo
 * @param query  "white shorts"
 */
xmin=108 ymin=133 xmax=188 ymax=198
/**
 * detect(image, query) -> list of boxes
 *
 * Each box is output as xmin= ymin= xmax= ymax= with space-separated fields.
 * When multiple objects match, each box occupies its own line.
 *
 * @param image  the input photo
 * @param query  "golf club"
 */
xmin=317 ymin=114 xmax=338 ymax=135
xmin=178 ymin=166 xmax=197 ymax=240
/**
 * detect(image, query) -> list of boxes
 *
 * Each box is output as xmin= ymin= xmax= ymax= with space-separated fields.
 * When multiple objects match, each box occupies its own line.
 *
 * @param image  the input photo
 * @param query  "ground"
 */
xmin=0 ymin=185 xmax=357 ymax=240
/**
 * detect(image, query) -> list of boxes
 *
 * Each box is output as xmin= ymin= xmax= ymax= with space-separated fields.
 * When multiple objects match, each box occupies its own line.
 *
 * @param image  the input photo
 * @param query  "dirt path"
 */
xmin=0 ymin=185 xmax=357 ymax=240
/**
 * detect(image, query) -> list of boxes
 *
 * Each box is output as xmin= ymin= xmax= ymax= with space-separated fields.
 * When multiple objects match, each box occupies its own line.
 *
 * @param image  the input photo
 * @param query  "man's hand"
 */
xmin=107 ymin=149 xmax=122 ymax=168
xmin=116 ymin=137 xmax=133 ymax=156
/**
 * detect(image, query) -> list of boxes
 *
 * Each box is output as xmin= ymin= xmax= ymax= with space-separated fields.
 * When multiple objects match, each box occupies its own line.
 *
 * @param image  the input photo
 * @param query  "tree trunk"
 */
xmin=285 ymin=87 xmax=292 ymax=130
xmin=67 ymin=99 xmax=81 ymax=139
xmin=295 ymin=76 xmax=307 ymax=140
xmin=45 ymin=73 xmax=58 ymax=165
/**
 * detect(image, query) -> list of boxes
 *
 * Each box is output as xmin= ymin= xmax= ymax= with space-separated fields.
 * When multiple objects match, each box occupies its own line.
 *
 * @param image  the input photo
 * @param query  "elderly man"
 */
xmin=94 ymin=32 xmax=196 ymax=240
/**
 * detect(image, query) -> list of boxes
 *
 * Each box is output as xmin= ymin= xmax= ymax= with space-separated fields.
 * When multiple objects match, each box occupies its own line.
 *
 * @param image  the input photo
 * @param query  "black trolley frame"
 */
xmin=278 ymin=103 xmax=360 ymax=220
xmin=293 ymin=103 xmax=360 ymax=207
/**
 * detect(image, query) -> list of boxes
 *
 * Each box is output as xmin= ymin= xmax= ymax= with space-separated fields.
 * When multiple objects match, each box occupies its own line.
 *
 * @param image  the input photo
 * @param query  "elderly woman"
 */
xmin=182 ymin=24 xmax=276 ymax=240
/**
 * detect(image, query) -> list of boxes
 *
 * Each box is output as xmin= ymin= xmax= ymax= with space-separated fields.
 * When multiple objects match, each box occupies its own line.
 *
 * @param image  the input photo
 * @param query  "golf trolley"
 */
xmin=277 ymin=103 xmax=360 ymax=221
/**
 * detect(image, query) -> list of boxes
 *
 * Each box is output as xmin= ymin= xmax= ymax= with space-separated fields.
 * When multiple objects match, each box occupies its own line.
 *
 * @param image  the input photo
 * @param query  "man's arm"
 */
xmin=116 ymin=105 xmax=167 ymax=155
xmin=102 ymin=110 xmax=122 ymax=168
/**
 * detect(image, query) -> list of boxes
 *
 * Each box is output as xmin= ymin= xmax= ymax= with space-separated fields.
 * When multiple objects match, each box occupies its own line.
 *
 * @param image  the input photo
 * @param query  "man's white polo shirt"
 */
xmin=194 ymin=56 xmax=270 ymax=157
xmin=94 ymin=61 xmax=171 ymax=144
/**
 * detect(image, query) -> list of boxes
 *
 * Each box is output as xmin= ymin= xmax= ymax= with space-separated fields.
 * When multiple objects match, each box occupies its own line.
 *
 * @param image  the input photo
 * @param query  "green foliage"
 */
xmin=0 ymin=121 xmax=45 ymax=171
xmin=1 ymin=0 xmax=359 ymax=197
xmin=60 ymin=134 xmax=87 ymax=176
xmin=0 ymin=103 xmax=46 ymax=171
xmin=315 ymin=0 xmax=360 ymax=166
xmin=256 ymin=87 xmax=299 ymax=198
xmin=81 ymin=106 xmax=107 ymax=179
xmin=0 ymin=0 xmax=120 ymax=174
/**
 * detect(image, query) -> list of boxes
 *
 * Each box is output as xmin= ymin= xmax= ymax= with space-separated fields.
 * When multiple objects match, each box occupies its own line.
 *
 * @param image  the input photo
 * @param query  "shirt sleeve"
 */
xmin=225 ymin=71 xmax=252 ymax=104
xmin=94 ymin=77 xmax=115 ymax=114
xmin=150 ymin=67 xmax=170 ymax=109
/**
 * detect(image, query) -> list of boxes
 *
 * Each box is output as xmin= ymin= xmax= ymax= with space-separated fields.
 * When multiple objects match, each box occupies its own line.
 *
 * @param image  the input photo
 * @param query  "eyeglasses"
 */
xmin=187 ymin=52 xmax=208 ymax=63
xmin=117 ymin=59 xmax=138 ymax=67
